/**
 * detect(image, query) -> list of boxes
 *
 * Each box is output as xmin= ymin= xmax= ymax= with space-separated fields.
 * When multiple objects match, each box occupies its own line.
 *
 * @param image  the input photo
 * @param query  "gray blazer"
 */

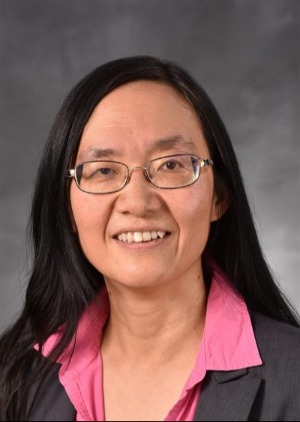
xmin=28 ymin=312 xmax=300 ymax=421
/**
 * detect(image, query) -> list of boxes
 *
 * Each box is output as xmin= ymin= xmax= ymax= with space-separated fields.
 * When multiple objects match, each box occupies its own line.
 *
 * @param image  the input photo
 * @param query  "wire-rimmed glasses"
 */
xmin=66 ymin=154 xmax=213 ymax=194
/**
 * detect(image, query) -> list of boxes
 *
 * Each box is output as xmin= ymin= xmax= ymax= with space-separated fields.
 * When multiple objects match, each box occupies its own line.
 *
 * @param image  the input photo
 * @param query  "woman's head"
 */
xmin=32 ymin=55 xmax=235 ymax=265
xmin=69 ymin=80 xmax=225 ymax=292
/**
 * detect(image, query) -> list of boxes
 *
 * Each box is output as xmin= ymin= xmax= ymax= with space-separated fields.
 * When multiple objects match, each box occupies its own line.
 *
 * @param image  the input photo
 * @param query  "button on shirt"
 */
xmin=39 ymin=265 xmax=262 ymax=421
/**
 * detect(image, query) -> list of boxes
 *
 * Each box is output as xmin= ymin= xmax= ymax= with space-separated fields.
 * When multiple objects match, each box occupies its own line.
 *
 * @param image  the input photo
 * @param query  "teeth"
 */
xmin=151 ymin=231 xmax=158 ymax=240
xmin=127 ymin=232 xmax=134 ymax=243
xmin=142 ymin=231 xmax=151 ymax=241
xmin=117 ymin=231 xmax=167 ymax=243
xmin=133 ymin=232 xmax=143 ymax=242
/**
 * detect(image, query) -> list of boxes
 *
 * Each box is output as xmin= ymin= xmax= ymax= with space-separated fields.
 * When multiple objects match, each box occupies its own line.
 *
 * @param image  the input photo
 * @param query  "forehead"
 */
xmin=78 ymin=81 xmax=207 ymax=159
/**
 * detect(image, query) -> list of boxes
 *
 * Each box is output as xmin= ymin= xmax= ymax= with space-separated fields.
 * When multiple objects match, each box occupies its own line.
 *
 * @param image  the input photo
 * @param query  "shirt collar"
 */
xmin=37 ymin=286 xmax=110 ymax=380
xmin=38 ymin=261 xmax=262 ymax=383
xmin=183 ymin=262 xmax=262 ymax=391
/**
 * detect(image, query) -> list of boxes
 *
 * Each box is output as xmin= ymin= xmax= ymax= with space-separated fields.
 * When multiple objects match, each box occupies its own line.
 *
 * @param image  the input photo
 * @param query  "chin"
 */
xmin=104 ymin=271 xmax=169 ymax=291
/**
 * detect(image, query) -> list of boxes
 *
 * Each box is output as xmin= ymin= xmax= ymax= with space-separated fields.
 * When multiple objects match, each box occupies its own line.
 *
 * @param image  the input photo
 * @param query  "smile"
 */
xmin=117 ymin=231 xmax=168 ymax=243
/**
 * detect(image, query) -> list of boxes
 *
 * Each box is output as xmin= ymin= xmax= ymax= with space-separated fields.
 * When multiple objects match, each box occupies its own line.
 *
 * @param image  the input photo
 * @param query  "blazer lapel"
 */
xmin=194 ymin=369 xmax=261 ymax=421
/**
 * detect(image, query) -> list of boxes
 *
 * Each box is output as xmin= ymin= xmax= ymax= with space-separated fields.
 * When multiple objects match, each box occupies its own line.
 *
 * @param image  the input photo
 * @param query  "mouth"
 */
xmin=115 ymin=230 xmax=170 ymax=244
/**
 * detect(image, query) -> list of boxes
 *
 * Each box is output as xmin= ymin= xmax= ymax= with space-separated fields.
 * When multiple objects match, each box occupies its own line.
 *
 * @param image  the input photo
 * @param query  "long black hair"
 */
xmin=0 ymin=55 xmax=299 ymax=420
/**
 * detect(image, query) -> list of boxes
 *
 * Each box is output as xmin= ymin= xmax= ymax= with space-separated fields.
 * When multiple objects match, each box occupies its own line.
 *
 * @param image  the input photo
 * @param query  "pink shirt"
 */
xmin=39 ymin=265 xmax=262 ymax=421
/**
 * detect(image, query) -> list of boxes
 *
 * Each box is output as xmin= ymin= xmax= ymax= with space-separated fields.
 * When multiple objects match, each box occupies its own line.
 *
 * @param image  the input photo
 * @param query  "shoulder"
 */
xmin=28 ymin=354 xmax=76 ymax=421
xmin=249 ymin=312 xmax=300 ymax=413
xmin=251 ymin=311 xmax=300 ymax=360
xmin=251 ymin=311 xmax=300 ymax=370
xmin=245 ymin=312 xmax=300 ymax=420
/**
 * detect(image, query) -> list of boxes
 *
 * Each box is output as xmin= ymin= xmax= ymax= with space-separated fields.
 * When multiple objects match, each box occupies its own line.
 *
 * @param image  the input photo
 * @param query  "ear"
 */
xmin=68 ymin=201 xmax=78 ymax=233
xmin=70 ymin=211 xmax=78 ymax=233
xmin=69 ymin=208 xmax=78 ymax=233
xmin=66 ymin=174 xmax=78 ymax=233
xmin=210 ymin=188 xmax=229 ymax=222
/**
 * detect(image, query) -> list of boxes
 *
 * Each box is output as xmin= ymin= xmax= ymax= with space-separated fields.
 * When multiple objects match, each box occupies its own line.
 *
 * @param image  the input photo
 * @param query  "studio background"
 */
xmin=0 ymin=0 xmax=299 ymax=333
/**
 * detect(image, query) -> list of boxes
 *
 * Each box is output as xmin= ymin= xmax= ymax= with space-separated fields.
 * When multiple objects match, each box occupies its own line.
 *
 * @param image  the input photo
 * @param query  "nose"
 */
xmin=114 ymin=167 xmax=162 ymax=216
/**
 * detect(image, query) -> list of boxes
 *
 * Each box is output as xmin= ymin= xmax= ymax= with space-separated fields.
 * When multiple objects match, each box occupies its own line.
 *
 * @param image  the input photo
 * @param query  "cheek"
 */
xmin=174 ymin=182 xmax=215 ymax=251
xmin=178 ymin=197 xmax=212 ymax=234
xmin=70 ymin=186 xmax=110 ymax=248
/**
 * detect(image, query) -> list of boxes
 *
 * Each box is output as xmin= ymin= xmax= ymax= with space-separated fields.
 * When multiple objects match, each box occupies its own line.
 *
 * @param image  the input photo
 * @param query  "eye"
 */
xmin=164 ymin=161 xmax=177 ymax=170
xmin=82 ymin=162 xmax=120 ymax=180
xmin=91 ymin=166 xmax=118 ymax=179
xmin=98 ymin=167 xmax=113 ymax=175
xmin=158 ymin=159 xmax=183 ymax=171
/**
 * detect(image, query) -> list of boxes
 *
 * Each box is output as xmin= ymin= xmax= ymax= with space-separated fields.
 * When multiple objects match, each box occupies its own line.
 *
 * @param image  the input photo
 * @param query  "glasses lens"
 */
xmin=148 ymin=155 xmax=200 ymax=188
xmin=76 ymin=161 xmax=127 ymax=193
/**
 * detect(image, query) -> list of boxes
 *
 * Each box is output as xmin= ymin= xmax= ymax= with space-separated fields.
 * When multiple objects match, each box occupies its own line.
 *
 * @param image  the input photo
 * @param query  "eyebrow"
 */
xmin=149 ymin=135 xmax=197 ymax=153
xmin=77 ymin=147 xmax=118 ymax=162
xmin=77 ymin=135 xmax=198 ymax=162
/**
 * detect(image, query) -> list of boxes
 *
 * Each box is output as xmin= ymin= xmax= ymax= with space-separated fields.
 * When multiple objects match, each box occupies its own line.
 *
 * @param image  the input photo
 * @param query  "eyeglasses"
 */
xmin=66 ymin=154 xmax=213 ymax=194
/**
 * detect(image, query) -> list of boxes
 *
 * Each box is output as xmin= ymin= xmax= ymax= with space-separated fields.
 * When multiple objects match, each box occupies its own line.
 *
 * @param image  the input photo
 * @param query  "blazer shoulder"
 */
xmin=250 ymin=311 xmax=300 ymax=385
xmin=251 ymin=311 xmax=300 ymax=353
xmin=28 ymin=358 xmax=76 ymax=421
xmin=245 ymin=312 xmax=300 ymax=420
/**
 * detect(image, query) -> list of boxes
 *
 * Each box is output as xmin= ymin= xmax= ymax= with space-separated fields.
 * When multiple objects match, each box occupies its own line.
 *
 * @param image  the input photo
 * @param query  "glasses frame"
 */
xmin=66 ymin=154 xmax=214 ymax=194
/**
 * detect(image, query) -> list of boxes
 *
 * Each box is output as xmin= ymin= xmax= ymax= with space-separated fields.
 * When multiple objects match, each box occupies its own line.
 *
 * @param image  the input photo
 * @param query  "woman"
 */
xmin=0 ymin=56 xmax=299 ymax=421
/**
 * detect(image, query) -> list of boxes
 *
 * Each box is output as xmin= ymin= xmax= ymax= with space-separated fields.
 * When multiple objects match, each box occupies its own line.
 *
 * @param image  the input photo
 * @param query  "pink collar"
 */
xmin=183 ymin=265 xmax=262 ymax=393
xmin=38 ymin=263 xmax=262 ymax=376
xmin=36 ymin=263 xmax=262 ymax=420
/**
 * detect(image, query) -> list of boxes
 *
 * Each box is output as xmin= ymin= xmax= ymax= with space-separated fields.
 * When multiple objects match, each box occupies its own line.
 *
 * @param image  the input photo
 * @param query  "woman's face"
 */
xmin=70 ymin=81 xmax=220 ymax=290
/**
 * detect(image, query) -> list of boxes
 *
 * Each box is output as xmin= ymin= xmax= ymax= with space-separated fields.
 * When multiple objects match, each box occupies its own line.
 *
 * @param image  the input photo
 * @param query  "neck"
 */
xmin=102 ymin=270 xmax=207 ymax=364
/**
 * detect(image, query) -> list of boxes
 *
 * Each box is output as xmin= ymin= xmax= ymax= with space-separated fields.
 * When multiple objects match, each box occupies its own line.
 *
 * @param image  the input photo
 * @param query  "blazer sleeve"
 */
xmin=248 ymin=312 xmax=300 ymax=421
xmin=28 ymin=361 xmax=76 ymax=421
xmin=194 ymin=312 xmax=300 ymax=421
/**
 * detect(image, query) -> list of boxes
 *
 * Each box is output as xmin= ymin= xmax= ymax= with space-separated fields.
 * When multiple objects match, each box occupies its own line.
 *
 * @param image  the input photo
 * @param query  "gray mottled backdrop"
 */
xmin=0 ymin=0 xmax=299 ymax=333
